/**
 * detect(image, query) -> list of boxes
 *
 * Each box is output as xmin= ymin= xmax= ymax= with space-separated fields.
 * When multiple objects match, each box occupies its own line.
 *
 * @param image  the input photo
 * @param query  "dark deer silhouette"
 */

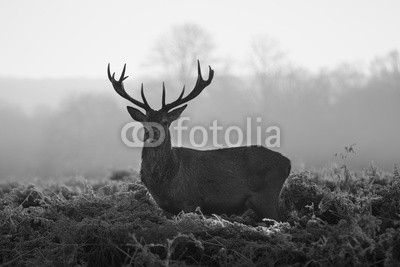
xmin=107 ymin=61 xmax=291 ymax=221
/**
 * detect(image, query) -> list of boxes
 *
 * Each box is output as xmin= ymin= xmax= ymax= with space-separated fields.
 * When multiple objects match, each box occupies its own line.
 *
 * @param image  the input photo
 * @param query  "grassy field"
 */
xmin=0 ymin=165 xmax=400 ymax=266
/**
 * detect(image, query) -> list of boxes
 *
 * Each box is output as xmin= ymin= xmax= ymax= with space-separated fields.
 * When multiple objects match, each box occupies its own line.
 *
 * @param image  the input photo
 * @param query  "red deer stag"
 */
xmin=107 ymin=61 xmax=291 ymax=221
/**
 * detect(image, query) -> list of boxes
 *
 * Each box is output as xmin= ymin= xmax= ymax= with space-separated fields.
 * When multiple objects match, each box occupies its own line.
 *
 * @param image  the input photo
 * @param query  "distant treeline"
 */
xmin=0 ymin=51 xmax=399 ymax=179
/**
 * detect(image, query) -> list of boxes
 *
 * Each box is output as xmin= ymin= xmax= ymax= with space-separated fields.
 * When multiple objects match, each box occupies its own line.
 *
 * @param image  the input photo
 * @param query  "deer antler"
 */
xmin=161 ymin=60 xmax=214 ymax=111
xmin=107 ymin=64 xmax=152 ymax=111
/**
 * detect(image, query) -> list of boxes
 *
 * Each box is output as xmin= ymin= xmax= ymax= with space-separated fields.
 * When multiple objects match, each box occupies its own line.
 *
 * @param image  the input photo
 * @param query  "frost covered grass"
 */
xmin=0 ymin=165 xmax=400 ymax=266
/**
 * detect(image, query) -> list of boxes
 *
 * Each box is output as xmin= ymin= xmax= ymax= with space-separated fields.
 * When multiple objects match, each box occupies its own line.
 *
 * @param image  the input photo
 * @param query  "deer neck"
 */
xmin=140 ymin=132 xmax=178 ymax=188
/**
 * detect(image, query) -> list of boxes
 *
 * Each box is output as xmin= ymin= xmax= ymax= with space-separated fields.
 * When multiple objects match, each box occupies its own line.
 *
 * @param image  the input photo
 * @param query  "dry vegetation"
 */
xmin=1 ymin=162 xmax=400 ymax=267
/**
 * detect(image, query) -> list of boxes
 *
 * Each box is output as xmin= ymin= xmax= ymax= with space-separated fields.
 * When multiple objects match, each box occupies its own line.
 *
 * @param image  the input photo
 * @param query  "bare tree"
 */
xmin=249 ymin=35 xmax=286 ymax=93
xmin=370 ymin=50 xmax=400 ymax=77
xmin=149 ymin=23 xmax=215 ymax=84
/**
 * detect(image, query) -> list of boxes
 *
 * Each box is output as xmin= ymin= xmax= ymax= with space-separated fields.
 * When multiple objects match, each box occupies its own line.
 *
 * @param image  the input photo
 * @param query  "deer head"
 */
xmin=107 ymin=60 xmax=214 ymax=146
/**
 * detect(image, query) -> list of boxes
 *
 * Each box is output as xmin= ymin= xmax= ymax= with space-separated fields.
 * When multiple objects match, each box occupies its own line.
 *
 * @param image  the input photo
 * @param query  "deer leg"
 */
xmin=249 ymin=195 xmax=280 ymax=221
xmin=249 ymin=169 xmax=287 ymax=221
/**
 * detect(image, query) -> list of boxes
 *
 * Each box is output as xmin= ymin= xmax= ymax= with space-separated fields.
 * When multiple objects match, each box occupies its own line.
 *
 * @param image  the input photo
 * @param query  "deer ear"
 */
xmin=168 ymin=105 xmax=187 ymax=121
xmin=127 ymin=106 xmax=146 ymax=122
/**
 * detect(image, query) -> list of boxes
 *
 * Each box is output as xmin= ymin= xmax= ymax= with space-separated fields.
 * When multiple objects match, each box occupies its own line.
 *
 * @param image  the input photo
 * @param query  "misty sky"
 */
xmin=1 ymin=1 xmax=400 ymax=177
xmin=1 ymin=0 xmax=399 ymax=79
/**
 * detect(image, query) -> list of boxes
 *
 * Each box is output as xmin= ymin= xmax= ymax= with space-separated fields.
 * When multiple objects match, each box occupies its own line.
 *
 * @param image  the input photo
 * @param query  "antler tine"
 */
xmin=177 ymin=85 xmax=185 ymax=101
xmin=162 ymin=82 xmax=166 ymax=108
xmin=107 ymin=63 xmax=112 ymax=80
xmin=140 ymin=83 xmax=151 ymax=110
xmin=193 ymin=60 xmax=214 ymax=91
xmin=120 ymin=64 xmax=127 ymax=81
xmin=161 ymin=60 xmax=214 ymax=111
xmin=107 ymin=64 xmax=152 ymax=111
